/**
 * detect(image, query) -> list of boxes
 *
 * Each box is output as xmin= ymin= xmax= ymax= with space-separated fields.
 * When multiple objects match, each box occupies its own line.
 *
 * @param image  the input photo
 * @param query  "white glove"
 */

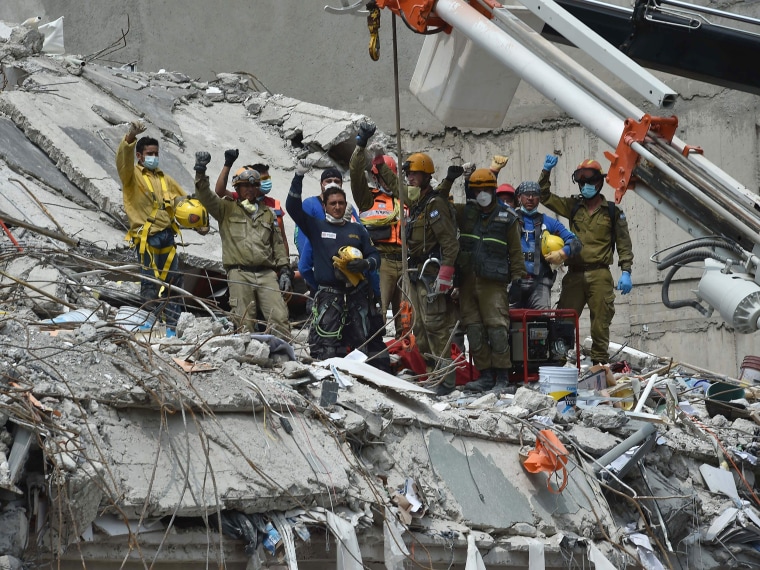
xmin=127 ymin=120 xmax=147 ymax=138
xmin=462 ymin=162 xmax=476 ymax=177
xmin=295 ymin=159 xmax=310 ymax=176
xmin=367 ymin=141 xmax=385 ymax=158
xmin=490 ymin=155 xmax=509 ymax=172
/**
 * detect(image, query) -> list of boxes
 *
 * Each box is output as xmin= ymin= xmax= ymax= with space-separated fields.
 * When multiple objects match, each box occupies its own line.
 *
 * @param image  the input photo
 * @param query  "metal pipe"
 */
xmin=593 ymin=422 xmax=657 ymax=474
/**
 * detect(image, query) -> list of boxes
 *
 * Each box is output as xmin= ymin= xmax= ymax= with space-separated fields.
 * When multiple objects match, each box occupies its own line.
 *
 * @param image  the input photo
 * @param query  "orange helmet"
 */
xmin=469 ymin=168 xmax=497 ymax=189
xmin=371 ymin=155 xmax=398 ymax=176
xmin=404 ymin=152 xmax=435 ymax=175
xmin=232 ymin=166 xmax=261 ymax=187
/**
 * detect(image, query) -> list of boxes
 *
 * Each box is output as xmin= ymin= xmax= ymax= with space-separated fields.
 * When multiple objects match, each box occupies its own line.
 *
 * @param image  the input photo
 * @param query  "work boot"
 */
xmin=434 ymin=360 xmax=457 ymax=397
xmin=463 ymin=369 xmax=496 ymax=393
xmin=493 ymin=368 xmax=517 ymax=395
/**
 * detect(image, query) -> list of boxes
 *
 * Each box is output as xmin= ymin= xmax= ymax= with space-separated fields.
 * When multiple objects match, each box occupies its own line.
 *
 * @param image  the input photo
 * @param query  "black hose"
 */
xmin=661 ymin=265 xmax=711 ymax=315
xmin=656 ymin=237 xmax=744 ymax=270
xmin=657 ymin=247 xmax=733 ymax=271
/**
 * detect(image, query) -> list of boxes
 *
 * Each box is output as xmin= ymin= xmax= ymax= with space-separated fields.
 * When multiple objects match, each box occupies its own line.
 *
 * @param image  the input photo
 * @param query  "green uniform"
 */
xmin=455 ymin=201 xmax=526 ymax=372
xmin=406 ymin=187 xmax=460 ymax=360
xmin=539 ymin=170 xmax=634 ymax=363
xmin=195 ymin=173 xmax=290 ymax=337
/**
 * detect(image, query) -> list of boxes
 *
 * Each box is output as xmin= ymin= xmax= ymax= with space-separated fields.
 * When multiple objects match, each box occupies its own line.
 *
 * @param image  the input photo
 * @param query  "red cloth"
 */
xmin=452 ymin=343 xmax=480 ymax=385
xmin=386 ymin=337 xmax=428 ymax=379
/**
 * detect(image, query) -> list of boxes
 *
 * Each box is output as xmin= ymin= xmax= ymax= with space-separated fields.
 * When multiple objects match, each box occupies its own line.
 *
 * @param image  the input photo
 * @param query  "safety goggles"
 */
xmin=233 ymin=170 xmax=261 ymax=186
xmin=571 ymin=169 xmax=604 ymax=185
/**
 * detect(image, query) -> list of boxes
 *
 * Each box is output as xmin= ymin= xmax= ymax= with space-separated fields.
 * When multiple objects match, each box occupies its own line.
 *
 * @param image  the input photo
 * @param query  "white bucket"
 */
xmin=539 ymin=366 xmax=579 ymax=416
xmin=114 ymin=306 xmax=156 ymax=332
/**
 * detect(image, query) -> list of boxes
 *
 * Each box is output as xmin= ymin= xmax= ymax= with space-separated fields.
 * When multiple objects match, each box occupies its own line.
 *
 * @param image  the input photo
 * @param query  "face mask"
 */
xmin=476 ymin=191 xmax=493 ymax=208
xmin=143 ymin=156 xmax=159 ymax=171
xmin=259 ymin=179 xmax=273 ymax=194
xmin=407 ymin=186 xmax=421 ymax=203
xmin=520 ymin=205 xmax=538 ymax=215
xmin=240 ymin=199 xmax=258 ymax=214
xmin=581 ymin=184 xmax=598 ymax=199
xmin=325 ymin=213 xmax=345 ymax=225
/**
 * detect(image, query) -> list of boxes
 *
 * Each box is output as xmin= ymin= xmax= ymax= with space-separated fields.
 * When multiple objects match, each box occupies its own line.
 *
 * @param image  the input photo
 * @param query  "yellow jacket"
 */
xmin=116 ymin=137 xmax=186 ymax=238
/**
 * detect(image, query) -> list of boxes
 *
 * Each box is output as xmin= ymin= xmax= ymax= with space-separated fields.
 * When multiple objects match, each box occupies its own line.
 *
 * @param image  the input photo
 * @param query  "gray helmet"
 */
xmin=515 ymin=181 xmax=541 ymax=196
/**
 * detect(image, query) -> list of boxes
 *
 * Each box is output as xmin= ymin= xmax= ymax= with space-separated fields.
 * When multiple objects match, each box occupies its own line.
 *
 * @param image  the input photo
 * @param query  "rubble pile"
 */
xmin=2 ymin=19 xmax=760 ymax=570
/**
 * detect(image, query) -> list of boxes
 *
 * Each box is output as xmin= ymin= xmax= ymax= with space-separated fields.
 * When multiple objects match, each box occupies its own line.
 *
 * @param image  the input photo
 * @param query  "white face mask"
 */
xmin=143 ymin=156 xmax=159 ymax=171
xmin=476 ymin=191 xmax=493 ymax=208
xmin=325 ymin=213 xmax=345 ymax=225
xmin=240 ymin=199 xmax=258 ymax=214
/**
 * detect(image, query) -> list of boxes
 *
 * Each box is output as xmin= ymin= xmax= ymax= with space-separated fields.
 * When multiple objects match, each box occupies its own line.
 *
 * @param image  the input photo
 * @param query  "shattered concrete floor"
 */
xmin=2 ymin=20 xmax=760 ymax=570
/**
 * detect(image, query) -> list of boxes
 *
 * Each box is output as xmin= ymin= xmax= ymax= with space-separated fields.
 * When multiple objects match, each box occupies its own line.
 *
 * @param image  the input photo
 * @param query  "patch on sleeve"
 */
xmin=429 ymin=209 xmax=439 ymax=219
xmin=321 ymin=231 xmax=337 ymax=240
xmin=619 ymin=212 xmax=626 ymax=220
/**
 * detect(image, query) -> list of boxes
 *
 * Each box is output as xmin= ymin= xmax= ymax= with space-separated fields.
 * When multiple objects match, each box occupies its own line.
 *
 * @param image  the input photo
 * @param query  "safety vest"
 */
xmin=358 ymin=191 xmax=403 ymax=246
xmin=457 ymin=202 xmax=517 ymax=283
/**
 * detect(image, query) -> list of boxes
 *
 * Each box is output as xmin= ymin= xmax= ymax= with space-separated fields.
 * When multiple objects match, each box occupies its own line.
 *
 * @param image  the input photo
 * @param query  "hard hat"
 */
xmin=496 ymin=183 xmax=516 ymax=196
xmin=334 ymin=246 xmax=365 ymax=286
xmin=174 ymin=198 xmax=208 ymax=229
xmin=571 ymin=159 xmax=605 ymax=184
xmin=232 ymin=166 xmax=261 ymax=187
xmin=469 ymin=168 xmax=497 ymax=189
xmin=404 ymin=152 xmax=435 ymax=174
xmin=371 ymin=155 xmax=398 ymax=176
xmin=541 ymin=231 xmax=565 ymax=256
xmin=515 ymin=181 xmax=541 ymax=196
xmin=338 ymin=246 xmax=363 ymax=261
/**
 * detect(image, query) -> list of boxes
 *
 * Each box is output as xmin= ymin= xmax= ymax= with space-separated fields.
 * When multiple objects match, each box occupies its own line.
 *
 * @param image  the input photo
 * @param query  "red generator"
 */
xmin=508 ymin=309 xmax=580 ymax=384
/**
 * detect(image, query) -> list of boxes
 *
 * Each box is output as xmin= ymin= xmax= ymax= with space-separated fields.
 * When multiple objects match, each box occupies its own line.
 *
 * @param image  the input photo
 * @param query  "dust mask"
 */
xmin=476 ymin=191 xmax=493 ymax=208
xmin=407 ymin=186 xmax=421 ymax=203
xmin=240 ymin=199 xmax=258 ymax=214
xmin=143 ymin=156 xmax=159 ymax=171
xmin=520 ymin=205 xmax=538 ymax=215
xmin=581 ymin=184 xmax=599 ymax=199
xmin=260 ymin=179 xmax=273 ymax=194
xmin=325 ymin=213 xmax=345 ymax=225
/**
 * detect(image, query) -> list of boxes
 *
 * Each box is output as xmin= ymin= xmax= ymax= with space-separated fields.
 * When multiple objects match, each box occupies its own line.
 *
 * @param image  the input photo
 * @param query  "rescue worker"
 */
xmin=349 ymin=121 xmax=405 ymax=335
xmin=510 ymin=180 xmax=582 ymax=309
xmin=214 ymin=150 xmax=290 ymax=256
xmin=404 ymin=152 xmax=462 ymax=395
xmin=116 ymin=120 xmax=201 ymax=336
xmin=539 ymin=155 xmax=634 ymax=364
xmin=452 ymin=169 xmax=526 ymax=394
xmin=496 ymin=184 xmax=517 ymax=208
xmin=286 ymin=161 xmax=390 ymax=370
xmin=193 ymin=152 xmax=292 ymax=338
xmin=462 ymin=155 xmax=510 ymax=201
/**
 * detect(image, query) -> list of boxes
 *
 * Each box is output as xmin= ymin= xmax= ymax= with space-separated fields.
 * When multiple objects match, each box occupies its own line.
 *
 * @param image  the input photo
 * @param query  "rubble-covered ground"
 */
xmin=2 ymin=21 xmax=760 ymax=570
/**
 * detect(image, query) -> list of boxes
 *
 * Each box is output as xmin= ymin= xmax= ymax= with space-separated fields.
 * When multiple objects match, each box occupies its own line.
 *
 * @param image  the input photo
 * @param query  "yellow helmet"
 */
xmin=541 ymin=231 xmax=565 ymax=256
xmin=404 ymin=152 xmax=435 ymax=174
xmin=333 ymin=246 xmax=365 ymax=286
xmin=174 ymin=198 xmax=208 ymax=229
xmin=232 ymin=166 xmax=261 ymax=187
xmin=469 ymin=168 xmax=497 ymax=189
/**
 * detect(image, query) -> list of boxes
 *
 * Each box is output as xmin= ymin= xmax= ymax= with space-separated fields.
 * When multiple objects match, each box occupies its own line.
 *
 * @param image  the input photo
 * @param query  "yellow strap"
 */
xmin=143 ymin=242 xmax=176 ymax=282
xmin=367 ymin=2 xmax=380 ymax=61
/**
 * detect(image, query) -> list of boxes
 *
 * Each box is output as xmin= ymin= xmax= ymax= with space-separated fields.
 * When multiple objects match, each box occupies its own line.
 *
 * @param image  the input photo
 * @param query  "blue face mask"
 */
xmin=143 ymin=156 xmax=159 ymax=171
xmin=520 ymin=205 xmax=538 ymax=215
xmin=260 ymin=179 xmax=273 ymax=194
xmin=580 ymin=183 xmax=598 ymax=199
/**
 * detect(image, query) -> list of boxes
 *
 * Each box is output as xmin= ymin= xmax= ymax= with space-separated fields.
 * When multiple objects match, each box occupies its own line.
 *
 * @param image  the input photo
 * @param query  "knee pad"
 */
xmin=466 ymin=323 xmax=486 ymax=352
xmin=487 ymin=326 xmax=510 ymax=354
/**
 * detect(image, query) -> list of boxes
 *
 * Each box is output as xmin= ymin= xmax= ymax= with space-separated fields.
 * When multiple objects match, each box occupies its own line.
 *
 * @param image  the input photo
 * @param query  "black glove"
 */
xmin=194 ymin=151 xmax=211 ymax=172
xmin=355 ymin=121 xmax=376 ymax=147
xmin=224 ymin=148 xmax=239 ymax=168
xmin=509 ymin=279 xmax=523 ymax=305
xmin=446 ymin=165 xmax=464 ymax=181
xmin=278 ymin=267 xmax=293 ymax=292
xmin=346 ymin=258 xmax=371 ymax=273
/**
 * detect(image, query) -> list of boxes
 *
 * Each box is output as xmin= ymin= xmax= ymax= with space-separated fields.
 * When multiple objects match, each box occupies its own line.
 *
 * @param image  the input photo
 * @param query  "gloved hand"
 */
xmin=127 ymin=120 xmax=146 ymax=138
xmin=346 ymin=258 xmax=371 ymax=273
xmin=490 ymin=155 xmax=509 ymax=172
xmin=356 ymin=121 xmax=376 ymax=147
xmin=278 ymin=268 xmax=293 ymax=292
xmin=462 ymin=162 xmax=476 ymax=177
xmin=195 ymin=225 xmax=210 ymax=236
xmin=295 ymin=159 xmax=310 ymax=176
xmin=224 ymin=148 xmax=239 ymax=168
xmin=509 ymin=279 xmax=523 ymax=305
xmin=543 ymin=154 xmax=559 ymax=172
xmin=434 ymin=265 xmax=456 ymax=294
xmin=617 ymin=271 xmax=633 ymax=295
xmin=544 ymin=249 xmax=568 ymax=265
xmin=194 ymin=151 xmax=211 ymax=172
xmin=367 ymin=141 xmax=385 ymax=158
xmin=446 ymin=165 xmax=464 ymax=181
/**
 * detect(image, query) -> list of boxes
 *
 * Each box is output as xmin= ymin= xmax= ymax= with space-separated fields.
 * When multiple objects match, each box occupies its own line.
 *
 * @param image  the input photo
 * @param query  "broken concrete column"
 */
xmin=0 ymin=507 xmax=27 ymax=558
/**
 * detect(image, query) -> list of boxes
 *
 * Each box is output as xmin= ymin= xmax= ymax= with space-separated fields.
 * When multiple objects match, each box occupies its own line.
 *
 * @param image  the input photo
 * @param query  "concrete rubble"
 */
xmin=1 ymin=20 xmax=760 ymax=570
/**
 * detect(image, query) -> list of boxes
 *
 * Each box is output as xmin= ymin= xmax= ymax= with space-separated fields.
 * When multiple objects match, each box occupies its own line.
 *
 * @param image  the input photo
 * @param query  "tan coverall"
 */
xmin=539 ymin=170 xmax=634 ymax=364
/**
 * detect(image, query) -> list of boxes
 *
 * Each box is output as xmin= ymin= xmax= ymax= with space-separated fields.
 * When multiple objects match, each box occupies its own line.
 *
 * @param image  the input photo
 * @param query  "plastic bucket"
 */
xmin=539 ymin=366 xmax=578 ymax=416
xmin=114 ymin=306 xmax=156 ymax=332
xmin=739 ymin=355 xmax=760 ymax=386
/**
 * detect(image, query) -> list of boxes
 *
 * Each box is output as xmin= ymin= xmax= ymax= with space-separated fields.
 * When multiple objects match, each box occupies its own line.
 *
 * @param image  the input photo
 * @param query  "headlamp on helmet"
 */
xmin=232 ymin=167 xmax=261 ymax=188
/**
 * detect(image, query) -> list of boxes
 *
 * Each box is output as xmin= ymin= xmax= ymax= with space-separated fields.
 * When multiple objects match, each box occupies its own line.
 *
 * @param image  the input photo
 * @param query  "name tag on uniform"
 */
xmin=321 ymin=231 xmax=337 ymax=239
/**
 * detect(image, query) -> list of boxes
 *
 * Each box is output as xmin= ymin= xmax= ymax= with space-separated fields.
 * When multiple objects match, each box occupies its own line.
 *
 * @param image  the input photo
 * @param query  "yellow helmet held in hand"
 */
xmin=174 ymin=198 xmax=208 ymax=229
xmin=333 ymin=246 xmax=365 ymax=286
xmin=469 ymin=168 xmax=498 ymax=189
xmin=541 ymin=230 xmax=565 ymax=256
xmin=404 ymin=152 xmax=435 ymax=174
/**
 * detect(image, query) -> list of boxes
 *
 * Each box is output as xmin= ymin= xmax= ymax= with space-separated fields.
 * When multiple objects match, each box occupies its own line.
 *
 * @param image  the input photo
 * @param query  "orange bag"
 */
xmin=521 ymin=429 xmax=569 ymax=493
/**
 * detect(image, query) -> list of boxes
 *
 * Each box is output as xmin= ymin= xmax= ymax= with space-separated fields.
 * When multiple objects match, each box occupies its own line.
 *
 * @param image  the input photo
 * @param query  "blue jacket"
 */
xmin=517 ymin=209 xmax=580 ymax=276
